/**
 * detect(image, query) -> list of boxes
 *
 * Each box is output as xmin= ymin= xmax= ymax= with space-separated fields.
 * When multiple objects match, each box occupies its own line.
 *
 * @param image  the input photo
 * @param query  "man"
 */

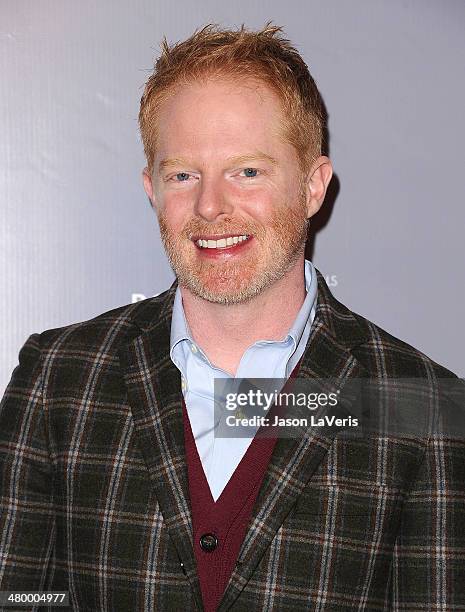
xmin=1 ymin=23 xmax=464 ymax=612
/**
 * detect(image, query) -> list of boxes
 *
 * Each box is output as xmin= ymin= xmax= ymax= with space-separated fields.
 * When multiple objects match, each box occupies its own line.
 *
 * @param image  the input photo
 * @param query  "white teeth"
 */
xmin=196 ymin=235 xmax=249 ymax=249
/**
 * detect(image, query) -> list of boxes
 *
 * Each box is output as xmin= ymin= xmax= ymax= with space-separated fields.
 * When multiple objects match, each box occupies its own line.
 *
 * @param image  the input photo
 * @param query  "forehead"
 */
xmin=155 ymin=78 xmax=286 ymax=155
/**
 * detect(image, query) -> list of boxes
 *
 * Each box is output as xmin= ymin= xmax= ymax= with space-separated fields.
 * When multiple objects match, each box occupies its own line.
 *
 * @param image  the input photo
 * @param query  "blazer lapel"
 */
xmin=118 ymin=284 xmax=203 ymax=610
xmin=218 ymin=270 xmax=370 ymax=611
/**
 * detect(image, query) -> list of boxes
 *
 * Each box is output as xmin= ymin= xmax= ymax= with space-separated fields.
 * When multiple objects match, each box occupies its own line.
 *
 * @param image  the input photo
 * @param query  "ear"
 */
xmin=303 ymin=156 xmax=333 ymax=219
xmin=142 ymin=167 xmax=156 ymax=209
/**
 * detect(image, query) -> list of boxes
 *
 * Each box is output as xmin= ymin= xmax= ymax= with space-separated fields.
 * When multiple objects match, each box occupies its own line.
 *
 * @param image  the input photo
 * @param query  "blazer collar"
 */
xmin=119 ymin=268 xmax=369 ymax=611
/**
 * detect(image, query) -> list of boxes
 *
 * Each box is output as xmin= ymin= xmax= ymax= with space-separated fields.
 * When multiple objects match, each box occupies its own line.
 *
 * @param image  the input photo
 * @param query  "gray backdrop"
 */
xmin=1 ymin=0 xmax=464 ymax=393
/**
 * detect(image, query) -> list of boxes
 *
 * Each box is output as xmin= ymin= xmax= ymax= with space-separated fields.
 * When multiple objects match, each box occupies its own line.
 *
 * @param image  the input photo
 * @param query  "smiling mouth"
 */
xmin=193 ymin=234 xmax=251 ymax=249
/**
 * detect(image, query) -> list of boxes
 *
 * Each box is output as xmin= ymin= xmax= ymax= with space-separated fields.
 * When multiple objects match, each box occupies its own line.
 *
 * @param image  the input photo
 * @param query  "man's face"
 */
xmin=144 ymin=78 xmax=316 ymax=305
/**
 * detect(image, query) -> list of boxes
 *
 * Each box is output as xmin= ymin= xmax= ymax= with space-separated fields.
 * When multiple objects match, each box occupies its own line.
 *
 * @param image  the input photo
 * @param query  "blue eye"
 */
xmin=243 ymin=168 xmax=258 ymax=178
xmin=175 ymin=172 xmax=190 ymax=181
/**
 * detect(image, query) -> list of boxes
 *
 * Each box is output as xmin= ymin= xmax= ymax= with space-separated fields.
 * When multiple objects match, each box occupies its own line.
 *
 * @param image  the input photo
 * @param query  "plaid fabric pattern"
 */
xmin=1 ymin=269 xmax=464 ymax=611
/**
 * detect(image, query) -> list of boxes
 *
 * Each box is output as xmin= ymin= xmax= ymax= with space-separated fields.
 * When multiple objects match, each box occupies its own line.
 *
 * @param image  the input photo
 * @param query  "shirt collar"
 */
xmin=170 ymin=259 xmax=317 ymax=356
xmin=286 ymin=258 xmax=317 ymax=348
xmin=170 ymin=283 xmax=193 ymax=352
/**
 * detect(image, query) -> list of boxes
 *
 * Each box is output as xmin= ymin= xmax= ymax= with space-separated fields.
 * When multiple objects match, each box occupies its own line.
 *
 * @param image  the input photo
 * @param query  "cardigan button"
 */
xmin=199 ymin=533 xmax=218 ymax=552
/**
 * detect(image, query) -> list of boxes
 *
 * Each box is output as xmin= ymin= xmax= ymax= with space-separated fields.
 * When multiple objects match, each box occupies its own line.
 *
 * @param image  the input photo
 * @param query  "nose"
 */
xmin=194 ymin=176 xmax=233 ymax=222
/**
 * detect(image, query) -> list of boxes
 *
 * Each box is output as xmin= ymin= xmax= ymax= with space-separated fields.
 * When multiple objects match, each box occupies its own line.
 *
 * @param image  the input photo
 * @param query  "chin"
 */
xmin=179 ymin=263 xmax=288 ymax=305
xmin=180 ymin=274 xmax=260 ymax=305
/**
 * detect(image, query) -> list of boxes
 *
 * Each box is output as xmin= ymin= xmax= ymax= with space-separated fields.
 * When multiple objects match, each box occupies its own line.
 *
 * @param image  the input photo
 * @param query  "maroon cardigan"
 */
xmin=182 ymin=362 xmax=301 ymax=611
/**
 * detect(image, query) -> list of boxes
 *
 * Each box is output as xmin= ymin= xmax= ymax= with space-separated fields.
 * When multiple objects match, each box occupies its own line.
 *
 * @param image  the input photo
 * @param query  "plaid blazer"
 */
xmin=1 ymin=270 xmax=464 ymax=611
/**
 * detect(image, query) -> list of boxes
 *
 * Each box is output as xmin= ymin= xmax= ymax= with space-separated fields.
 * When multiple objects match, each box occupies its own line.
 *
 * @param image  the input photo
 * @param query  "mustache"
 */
xmin=179 ymin=217 xmax=263 ymax=239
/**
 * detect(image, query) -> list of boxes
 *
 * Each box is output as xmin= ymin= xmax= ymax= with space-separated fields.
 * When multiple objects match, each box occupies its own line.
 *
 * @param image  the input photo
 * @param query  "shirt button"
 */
xmin=199 ymin=533 xmax=218 ymax=552
xmin=181 ymin=377 xmax=187 ymax=391
xmin=191 ymin=344 xmax=198 ymax=354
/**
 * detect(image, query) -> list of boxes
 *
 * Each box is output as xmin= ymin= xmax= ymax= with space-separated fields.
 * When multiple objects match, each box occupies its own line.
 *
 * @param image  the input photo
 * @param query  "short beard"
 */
xmin=157 ymin=197 xmax=309 ymax=305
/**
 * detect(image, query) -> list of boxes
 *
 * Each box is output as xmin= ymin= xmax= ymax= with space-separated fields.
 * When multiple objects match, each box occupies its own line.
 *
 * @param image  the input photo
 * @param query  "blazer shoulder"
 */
xmin=348 ymin=309 xmax=459 ymax=380
xmin=314 ymin=270 xmax=458 ymax=380
xmin=36 ymin=285 xmax=175 ymax=355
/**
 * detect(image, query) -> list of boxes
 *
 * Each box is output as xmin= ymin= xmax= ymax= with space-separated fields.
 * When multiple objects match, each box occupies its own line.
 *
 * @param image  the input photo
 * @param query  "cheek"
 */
xmin=160 ymin=195 xmax=192 ymax=229
xmin=237 ymin=193 xmax=278 ymax=222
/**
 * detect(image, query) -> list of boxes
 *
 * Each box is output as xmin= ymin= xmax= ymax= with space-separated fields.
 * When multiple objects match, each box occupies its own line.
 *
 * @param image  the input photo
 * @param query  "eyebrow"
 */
xmin=157 ymin=151 xmax=278 ymax=174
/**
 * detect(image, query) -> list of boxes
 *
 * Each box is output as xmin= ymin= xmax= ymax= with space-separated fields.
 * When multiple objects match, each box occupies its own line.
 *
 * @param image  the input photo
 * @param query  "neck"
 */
xmin=180 ymin=256 xmax=307 ymax=375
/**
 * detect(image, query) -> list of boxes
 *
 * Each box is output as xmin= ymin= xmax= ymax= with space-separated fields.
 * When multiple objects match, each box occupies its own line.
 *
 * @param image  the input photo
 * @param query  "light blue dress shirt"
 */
xmin=170 ymin=259 xmax=317 ymax=501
